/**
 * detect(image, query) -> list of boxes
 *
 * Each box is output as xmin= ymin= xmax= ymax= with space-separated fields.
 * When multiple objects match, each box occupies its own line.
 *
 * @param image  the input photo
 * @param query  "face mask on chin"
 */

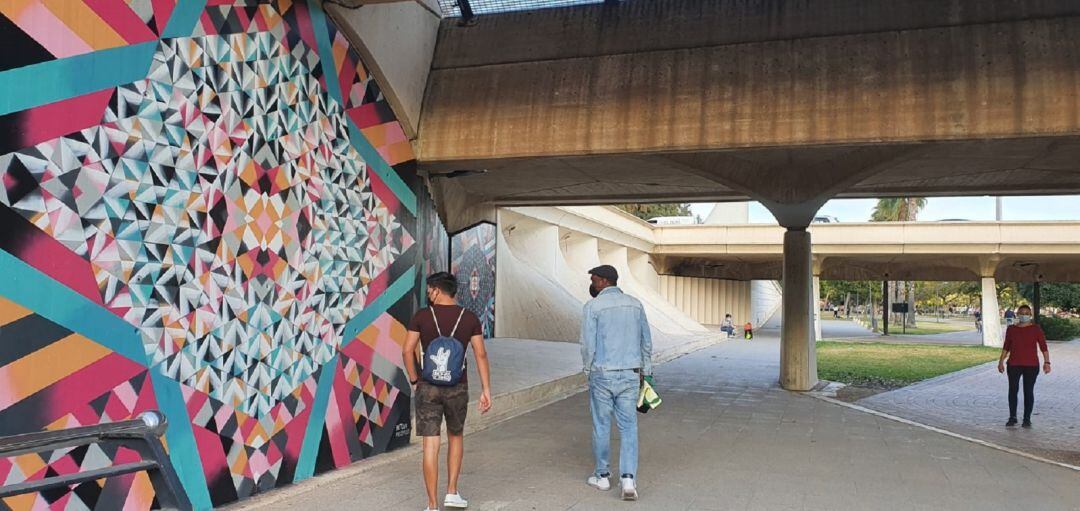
xmin=589 ymin=284 xmax=599 ymax=298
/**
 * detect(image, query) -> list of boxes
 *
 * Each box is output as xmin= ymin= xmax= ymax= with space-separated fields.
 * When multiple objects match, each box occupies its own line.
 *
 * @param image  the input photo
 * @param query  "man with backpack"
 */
xmin=403 ymin=272 xmax=492 ymax=511
xmin=581 ymin=265 xmax=652 ymax=501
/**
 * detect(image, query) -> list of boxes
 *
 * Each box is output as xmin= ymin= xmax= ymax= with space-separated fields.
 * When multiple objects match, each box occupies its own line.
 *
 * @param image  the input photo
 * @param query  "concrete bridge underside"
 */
xmin=419 ymin=0 xmax=1080 ymax=230
xmin=334 ymin=0 xmax=1080 ymax=392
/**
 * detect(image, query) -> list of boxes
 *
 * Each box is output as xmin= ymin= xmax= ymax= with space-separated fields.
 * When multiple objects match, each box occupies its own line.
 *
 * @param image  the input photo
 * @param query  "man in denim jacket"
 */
xmin=580 ymin=264 xmax=653 ymax=501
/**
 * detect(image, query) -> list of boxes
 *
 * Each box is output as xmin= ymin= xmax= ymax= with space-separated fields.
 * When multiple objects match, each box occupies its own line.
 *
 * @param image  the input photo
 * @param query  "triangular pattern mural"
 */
xmin=0 ymin=0 xmax=445 ymax=509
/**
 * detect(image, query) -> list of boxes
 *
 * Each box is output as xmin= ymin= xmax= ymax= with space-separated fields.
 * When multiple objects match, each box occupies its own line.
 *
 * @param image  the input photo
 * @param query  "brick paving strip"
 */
xmin=856 ymin=340 xmax=1080 ymax=466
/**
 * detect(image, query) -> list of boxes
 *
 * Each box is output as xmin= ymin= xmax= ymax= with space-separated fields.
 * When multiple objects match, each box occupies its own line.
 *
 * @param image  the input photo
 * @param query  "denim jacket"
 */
xmin=580 ymin=287 xmax=653 ymax=375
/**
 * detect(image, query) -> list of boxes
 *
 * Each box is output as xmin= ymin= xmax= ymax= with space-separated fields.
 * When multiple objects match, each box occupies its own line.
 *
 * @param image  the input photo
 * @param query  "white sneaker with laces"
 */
xmin=621 ymin=476 xmax=638 ymax=501
xmin=586 ymin=474 xmax=611 ymax=491
xmin=444 ymin=493 xmax=468 ymax=509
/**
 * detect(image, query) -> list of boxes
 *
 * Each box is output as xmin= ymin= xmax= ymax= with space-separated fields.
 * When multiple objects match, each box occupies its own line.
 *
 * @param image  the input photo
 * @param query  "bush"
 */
xmin=1038 ymin=316 xmax=1080 ymax=341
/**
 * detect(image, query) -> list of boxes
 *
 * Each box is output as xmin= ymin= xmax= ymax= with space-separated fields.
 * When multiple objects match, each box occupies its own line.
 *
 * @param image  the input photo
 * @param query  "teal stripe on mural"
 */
xmin=294 ymin=353 xmax=339 ymax=483
xmin=309 ymin=0 xmax=344 ymax=105
xmin=162 ymin=0 xmax=209 ymax=39
xmin=0 ymin=249 xmax=146 ymax=364
xmin=347 ymin=120 xmax=418 ymax=216
xmin=0 ymin=41 xmax=157 ymax=117
xmin=294 ymin=268 xmax=415 ymax=481
xmin=149 ymin=369 xmax=214 ymax=511
xmin=341 ymin=268 xmax=416 ymax=346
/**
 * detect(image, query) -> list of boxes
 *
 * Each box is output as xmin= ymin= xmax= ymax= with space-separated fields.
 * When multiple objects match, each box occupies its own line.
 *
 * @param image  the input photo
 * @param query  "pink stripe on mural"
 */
xmin=290 ymin=1 xmax=318 ymax=57
xmin=198 ymin=10 xmax=216 ymax=35
xmin=81 ymin=0 xmax=157 ymax=44
xmin=346 ymin=104 xmax=383 ymax=130
xmin=364 ymin=269 xmax=389 ymax=308
xmin=325 ymin=376 xmax=354 ymax=468
xmin=11 ymin=1 xmax=94 ymax=58
xmin=150 ymin=0 xmax=174 ymax=35
xmin=191 ymin=424 xmax=232 ymax=489
xmin=40 ymin=354 xmax=145 ymax=426
xmin=366 ymin=168 xmax=401 ymax=218
xmin=22 ymin=88 xmax=113 ymax=148
xmin=337 ymin=55 xmax=356 ymax=110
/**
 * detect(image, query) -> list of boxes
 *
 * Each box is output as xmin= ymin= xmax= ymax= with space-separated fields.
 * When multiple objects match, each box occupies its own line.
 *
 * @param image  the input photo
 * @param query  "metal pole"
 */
xmin=457 ymin=0 xmax=476 ymax=24
xmin=995 ymin=197 xmax=1003 ymax=221
xmin=1034 ymin=281 xmax=1042 ymax=323
xmin=882 ymin=280 xmax=890 ymax=336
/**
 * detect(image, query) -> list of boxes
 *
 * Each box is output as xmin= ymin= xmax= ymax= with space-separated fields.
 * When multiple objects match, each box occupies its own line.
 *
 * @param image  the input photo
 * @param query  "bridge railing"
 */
xmin=0 ymin=411 xmax=192 ymax=510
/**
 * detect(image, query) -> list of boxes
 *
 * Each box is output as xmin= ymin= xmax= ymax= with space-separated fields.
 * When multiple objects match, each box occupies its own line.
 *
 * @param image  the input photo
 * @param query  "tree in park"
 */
xmin=870 ymin=198 xmax=928 ymax=325
xmin=1019 ymin=283 xmax=1080 ymax=312
xmin=617 ymin=203 xmax=692 ymax=221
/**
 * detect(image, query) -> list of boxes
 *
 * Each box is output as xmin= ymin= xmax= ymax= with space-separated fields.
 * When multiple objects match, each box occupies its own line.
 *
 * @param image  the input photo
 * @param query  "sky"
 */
xmin=688 ymin=196 xmax=1080 ymax=224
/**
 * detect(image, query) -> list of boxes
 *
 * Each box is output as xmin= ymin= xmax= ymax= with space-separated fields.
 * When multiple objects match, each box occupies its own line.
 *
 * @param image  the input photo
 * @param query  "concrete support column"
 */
xmin=981 ymin=277 xmax=1004 ymax=347
xmin=813 ymin=276 xmax=822 ymax=342
xmin=780 ymin=229 xmax=817 ymax=391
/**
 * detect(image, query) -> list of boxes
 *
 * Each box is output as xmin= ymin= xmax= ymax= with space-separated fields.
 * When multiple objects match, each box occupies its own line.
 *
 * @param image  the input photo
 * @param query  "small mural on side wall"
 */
xmin=451 ymin=223 xmax=497 ymax=338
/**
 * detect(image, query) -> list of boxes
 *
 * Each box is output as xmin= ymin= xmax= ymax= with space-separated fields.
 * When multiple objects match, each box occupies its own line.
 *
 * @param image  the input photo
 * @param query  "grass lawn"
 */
xmin=817 ymin=341 xmax=999 ymax=388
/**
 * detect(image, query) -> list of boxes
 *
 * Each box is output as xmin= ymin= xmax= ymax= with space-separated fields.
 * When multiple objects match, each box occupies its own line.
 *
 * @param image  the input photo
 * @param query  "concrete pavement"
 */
xmin=235 ymin=333 xmax=1080 ymax=511
xmin=859 ymin=341 xmax=1080 ymax=466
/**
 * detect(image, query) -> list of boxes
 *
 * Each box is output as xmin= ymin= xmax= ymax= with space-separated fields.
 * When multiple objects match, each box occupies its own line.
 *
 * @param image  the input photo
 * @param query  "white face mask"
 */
xmin=1018 ymin=314 xmax=1033 ymax=324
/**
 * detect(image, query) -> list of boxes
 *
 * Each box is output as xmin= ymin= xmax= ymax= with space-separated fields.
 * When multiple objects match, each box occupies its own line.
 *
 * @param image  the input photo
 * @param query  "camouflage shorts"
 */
xmin=414 ymin=381 xmax=469 ymax=436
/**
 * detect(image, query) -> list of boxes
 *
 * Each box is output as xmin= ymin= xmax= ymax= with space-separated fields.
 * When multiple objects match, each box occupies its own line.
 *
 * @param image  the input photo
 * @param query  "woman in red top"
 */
xmin=996 ymin=305 xmax=1051 ymax=427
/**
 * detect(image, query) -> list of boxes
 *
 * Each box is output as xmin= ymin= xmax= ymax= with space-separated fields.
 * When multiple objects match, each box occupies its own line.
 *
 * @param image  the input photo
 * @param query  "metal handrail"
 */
xmin=0 ymin=411 xmax=192 ymax=510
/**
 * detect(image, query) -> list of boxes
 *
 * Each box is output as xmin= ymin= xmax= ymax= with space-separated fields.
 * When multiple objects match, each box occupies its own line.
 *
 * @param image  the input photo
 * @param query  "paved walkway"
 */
xmin=821 ymin=317 xmax=983 ymax=345
xmin=859 ymin=341 xmax=1080 ymax=466
xmin=464 ymin=338 xmax=582 ymax=401
xmin=238 ymin=334 xmax=1080 ymax=511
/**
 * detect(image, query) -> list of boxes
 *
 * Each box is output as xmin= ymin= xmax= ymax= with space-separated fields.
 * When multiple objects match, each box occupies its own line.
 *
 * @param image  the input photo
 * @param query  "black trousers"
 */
xmin=1007 ymin=365 xmax=1039 ymax=420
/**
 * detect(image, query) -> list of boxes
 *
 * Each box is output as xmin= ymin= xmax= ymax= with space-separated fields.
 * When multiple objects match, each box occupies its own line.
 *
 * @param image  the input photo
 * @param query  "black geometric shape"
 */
xmin=2 ymin=154 xmax=41 ymax=205
xmin=0 ymin=13 xmax=56 ymax=72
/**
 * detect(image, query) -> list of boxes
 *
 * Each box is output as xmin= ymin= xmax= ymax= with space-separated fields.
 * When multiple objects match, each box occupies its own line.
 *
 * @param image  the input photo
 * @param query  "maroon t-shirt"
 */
xmin=408 ymin=304 xmax=482 ymax=383
xmin=1003 ymin=324 xmax=1048 ymax=367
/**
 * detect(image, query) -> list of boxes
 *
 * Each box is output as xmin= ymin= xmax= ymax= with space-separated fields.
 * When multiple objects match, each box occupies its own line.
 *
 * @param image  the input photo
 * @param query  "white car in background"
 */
xmin=812 ymin=215 xmax=840 ymax=223
xmin=647 ymin=216 xmax=698 ymax=226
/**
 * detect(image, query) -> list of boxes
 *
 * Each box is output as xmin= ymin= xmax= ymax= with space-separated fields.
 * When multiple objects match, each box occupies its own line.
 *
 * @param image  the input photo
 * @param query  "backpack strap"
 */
xmin=429 ymin=307 xmax=443 ymax=337
xmin=449 ymin=308 xmax=466 ymax=337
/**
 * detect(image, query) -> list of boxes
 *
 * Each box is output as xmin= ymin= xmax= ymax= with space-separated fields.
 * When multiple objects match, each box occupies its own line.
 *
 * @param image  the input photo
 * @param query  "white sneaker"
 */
xmin=443 ymin=493 xmax=468 ymax=509
xmin=620 ymin=476 xmax=638 ymax=501
xmin=586 ymin=474 xmax=611 ymax=491
xmin=423 ymin=507 xmax=439 ymax=511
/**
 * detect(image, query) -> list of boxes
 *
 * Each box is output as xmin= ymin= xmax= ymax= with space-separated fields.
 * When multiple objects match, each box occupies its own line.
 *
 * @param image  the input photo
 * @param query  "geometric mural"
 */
xmin=0 ymin=1 xmax=433 ymax=509
xmin=452 ymin=223 xmax=496 ymax=338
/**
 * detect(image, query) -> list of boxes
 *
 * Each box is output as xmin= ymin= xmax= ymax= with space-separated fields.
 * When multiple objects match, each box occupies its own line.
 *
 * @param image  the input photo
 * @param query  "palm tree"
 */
xmin=871 ymin=197 xmax=927 ymax=222
xmin=871 ymin=197 xmax=927 ymax=327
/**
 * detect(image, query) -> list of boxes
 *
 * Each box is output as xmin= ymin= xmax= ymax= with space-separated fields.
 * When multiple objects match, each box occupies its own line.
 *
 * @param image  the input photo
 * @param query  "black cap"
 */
xmin=588 ymin=264 xmax=619 ymax=283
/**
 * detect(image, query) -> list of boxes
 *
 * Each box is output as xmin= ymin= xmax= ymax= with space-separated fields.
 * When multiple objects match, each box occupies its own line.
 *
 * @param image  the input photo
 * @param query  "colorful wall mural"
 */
xmin=451 ymin=223 xmax=496 ymax=338
xmin=0 ymin=1 xmax=444 ymax=509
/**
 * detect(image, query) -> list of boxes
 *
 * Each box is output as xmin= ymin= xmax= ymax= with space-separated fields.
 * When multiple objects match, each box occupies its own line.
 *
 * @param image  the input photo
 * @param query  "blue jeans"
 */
xmin=588 ymin=370 xmax=638 ymax=478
